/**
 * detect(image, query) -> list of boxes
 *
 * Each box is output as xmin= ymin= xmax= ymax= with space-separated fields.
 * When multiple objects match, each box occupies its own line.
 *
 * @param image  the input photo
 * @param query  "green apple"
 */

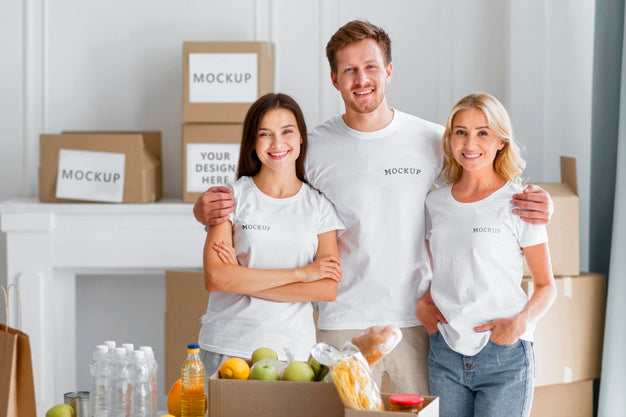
xmin=46 ymin=404 xmax=74 ymax=417
xmin=282 ymin=361 xmax=314 ymax=382
xmin=251 ymin=347 xmax=278 ymax=364
xmin=250 ymin=362 xmax=279 ymax=380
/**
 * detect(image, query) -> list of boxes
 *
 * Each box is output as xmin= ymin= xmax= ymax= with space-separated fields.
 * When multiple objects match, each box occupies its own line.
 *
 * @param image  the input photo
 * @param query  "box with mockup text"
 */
xmin=39 ymin=131 xmax=162 ymax=203
xmin=183 ymin=41 xmax=275 ymax=123
xmin=524 ymin=156 xmax=579 ymax=276
xmin=521 ymin=273 xmax=606 ymax=387
xmin=182 ymin=123 xmax=242 ymax=203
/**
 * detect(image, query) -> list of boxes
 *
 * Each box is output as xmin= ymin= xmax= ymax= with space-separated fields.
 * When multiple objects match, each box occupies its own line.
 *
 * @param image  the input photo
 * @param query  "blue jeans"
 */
xmin=428 ymin=331 xmax=534 ymax=417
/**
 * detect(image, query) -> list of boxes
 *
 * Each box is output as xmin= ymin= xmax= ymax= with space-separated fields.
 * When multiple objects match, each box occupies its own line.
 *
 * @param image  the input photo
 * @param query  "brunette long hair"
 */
xmin=237 ymin=93 xmax=308 ymax=182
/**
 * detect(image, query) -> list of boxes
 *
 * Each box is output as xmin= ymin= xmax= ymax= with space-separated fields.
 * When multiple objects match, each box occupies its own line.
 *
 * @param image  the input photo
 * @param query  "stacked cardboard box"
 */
xmin=522 ymin=157 xmax=606 ymax=417
xmin=181 ymin=41 xmax=275 ymax=203
xmin=164 ymin=269 xmax=208 ymax=391
xmin=530 ymin=380 xmax=593 ymax=417
xmin=39 ymin=131 xmax=162 ymax=203
xmin=523 ymin=156 xmax=579 ymax=277
xmin=523 ymin=274 xmax=605 ymax=416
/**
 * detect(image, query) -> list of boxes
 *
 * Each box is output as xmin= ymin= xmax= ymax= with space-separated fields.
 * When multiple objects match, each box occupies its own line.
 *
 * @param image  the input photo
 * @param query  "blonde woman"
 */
xmin=419 ymin=93 xmax=556 ymax=417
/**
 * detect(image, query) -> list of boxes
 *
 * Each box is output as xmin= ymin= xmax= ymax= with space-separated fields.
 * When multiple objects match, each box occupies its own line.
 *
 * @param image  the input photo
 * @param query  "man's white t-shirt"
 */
xmin=425 ymin=182 xmax=548 ymax=356
xmin=198 ymin=176 xmax=344 ymax=360
xmin=306 ymin=110 xmax=444 ymax=330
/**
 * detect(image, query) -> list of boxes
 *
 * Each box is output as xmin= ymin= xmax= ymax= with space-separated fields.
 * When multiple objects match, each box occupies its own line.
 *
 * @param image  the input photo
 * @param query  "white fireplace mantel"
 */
xmin=0 ymin=198 xmax=205 ymax=415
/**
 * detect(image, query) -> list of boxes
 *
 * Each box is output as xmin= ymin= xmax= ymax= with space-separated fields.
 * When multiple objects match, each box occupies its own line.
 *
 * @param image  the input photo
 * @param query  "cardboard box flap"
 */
xmin=62 ymin=131 xmax=162 ymax=161
xmin=560 ymin=156 xmax=578 ymax=195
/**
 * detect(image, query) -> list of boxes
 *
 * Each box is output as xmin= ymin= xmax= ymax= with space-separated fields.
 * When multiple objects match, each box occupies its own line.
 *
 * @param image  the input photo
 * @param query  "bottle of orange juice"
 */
xmin=180 ymin=343 xmax=206 ymax=417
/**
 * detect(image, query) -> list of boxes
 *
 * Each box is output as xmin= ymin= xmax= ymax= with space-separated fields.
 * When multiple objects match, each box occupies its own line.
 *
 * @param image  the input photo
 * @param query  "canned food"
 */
xmin=308 ymin=342 xmax=339 ymax=381
xmin=64 ymin=391 xmax=90 ymax=417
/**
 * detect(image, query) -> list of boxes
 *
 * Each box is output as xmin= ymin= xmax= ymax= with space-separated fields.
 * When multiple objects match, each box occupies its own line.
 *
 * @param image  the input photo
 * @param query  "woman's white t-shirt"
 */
xmin=425 ymin=181 xmax=548 ymax=356
xmin=198 ymin=176 xmax=344 ymax=360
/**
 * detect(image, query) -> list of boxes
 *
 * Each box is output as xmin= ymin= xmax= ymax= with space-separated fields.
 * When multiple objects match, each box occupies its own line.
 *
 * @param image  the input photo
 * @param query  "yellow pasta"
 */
xmin=330 ymin=354 xmax=384 ymax=411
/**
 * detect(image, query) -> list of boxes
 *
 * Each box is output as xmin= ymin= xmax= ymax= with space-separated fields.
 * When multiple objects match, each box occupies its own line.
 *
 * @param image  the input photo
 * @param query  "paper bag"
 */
xmin=0 ymin=285 xmax=36 ymax=417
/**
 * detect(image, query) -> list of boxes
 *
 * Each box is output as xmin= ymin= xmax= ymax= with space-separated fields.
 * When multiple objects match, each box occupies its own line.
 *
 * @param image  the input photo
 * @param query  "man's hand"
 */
xmin=511 ymin=184 xmax=552 ymax=225
xmin=416 ymin=289 xmax=447 ymax=334
xmin=193 ymin=186 xmax=235 ymax=226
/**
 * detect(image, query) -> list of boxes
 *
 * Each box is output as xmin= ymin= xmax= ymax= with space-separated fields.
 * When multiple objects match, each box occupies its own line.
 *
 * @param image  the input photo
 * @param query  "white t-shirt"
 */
xmin=425 ymin=182 xmax=548 ymax=356
xmin=306 ymin=110 xmax=444 ymax=330
xmin=198 ymin=176 xmax=344 ymax=360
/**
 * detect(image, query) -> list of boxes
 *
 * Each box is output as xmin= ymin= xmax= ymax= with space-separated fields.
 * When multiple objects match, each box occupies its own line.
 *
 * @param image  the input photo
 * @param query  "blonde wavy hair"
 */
xmin=440 ymin=92 xmax=526 ymax=185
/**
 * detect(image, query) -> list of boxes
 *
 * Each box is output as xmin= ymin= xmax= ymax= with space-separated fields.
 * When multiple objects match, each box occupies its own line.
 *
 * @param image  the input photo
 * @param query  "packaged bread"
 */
xmin=349 ymin=325 xmax=402 ymax=366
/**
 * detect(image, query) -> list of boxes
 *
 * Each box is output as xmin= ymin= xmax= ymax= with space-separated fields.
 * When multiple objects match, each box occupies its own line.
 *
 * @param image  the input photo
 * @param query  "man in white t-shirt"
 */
xmin=193 ymin=20 xmax=552 ymax=394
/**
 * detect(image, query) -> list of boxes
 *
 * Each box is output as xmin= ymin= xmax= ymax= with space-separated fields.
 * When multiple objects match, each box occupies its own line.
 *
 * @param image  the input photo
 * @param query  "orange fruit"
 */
xmin=167 ymin=378 xmax=182 ymax=417
xmin=167 ymin=377 xmax=207 ymax=416
xmin=219 ymin=357 xmax=250 ymax=379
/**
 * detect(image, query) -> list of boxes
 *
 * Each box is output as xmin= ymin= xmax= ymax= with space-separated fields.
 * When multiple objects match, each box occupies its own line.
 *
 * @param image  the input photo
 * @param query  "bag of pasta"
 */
xmin=328 ymin=344 xmax=384 ymax=411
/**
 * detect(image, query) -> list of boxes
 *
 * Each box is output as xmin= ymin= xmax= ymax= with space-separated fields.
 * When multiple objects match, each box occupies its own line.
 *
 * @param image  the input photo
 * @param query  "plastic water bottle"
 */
xmin=129 ymin=350 xmax=150 ymax=417
xmin=90 ymin=345 xmax=111 ymax=417
xmin=110 ymin=347 xmax=129 ymax=417
xmin=139 ymin=346 xmax=158 ymax=417
xmin=122 ymin=343 xmax=135 ymax=416
xmin=181 ymin=343 xmax=206 ymax=417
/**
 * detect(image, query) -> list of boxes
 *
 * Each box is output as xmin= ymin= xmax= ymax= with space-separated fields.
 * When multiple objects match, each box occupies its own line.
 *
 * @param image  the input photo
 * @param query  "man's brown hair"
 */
xmin=325 ymin=20 xmax=392 ymax=73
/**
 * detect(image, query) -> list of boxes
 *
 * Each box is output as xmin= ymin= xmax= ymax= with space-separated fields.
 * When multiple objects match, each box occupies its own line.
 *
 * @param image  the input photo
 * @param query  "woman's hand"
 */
xmin=416 ymin=289 xmax=447 ymax=334
xmin=474 ymin=313 xmax=527 ymax=345
xmin=296 ymin=256 xmax=342 ymax=283
xmin=213 ymin=241 xmax=238 ymax=265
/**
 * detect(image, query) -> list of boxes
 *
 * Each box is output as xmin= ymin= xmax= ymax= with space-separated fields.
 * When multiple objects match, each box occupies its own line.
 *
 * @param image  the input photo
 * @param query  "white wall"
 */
xmin=509 ymin=0 xmax=595 ymax=270
xmin=0 ymin=0 xmax=597 ymax=409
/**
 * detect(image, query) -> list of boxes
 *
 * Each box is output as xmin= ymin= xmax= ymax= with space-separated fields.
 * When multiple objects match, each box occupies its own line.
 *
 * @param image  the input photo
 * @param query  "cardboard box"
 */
xmin=209 ymin=372 xmax=345 ymax=417
xmin=183 ymin=42 xmax=274 ymax=123
xmin=164 ymin=269 xmax=208 ymax=390
xmin=524 ymin=156 xmax=579 ymax=276
xmin=530 ymin=380 xmax=593 ymax=417
xmin=182 ymin=123 xmax=242 ymax=203
xmin=344 ymin=394 xmax=439 ymax=417
xmin=39 ymin=131 xmax=162 ymax=203
xmin=522 ymin=273 xmax=606 ymax=387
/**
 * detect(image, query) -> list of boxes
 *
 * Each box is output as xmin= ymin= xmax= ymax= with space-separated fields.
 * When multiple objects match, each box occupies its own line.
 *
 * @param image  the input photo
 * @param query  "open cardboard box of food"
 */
xmin=208 ymin=371 xmax=344 ymax=417
xmin=344 ymin=393 xmax=439 ymax=417
xmin=209 ymin=371 xmax=439 ymax=417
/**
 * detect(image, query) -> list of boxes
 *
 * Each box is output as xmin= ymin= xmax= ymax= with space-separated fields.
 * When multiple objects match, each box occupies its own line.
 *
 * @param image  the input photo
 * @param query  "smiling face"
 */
xmin=450 ymin=107 xmax=505 ymax=177
xmin=330 ymin=38 xmax=392 ymax=116
xmin=254 ymin=108 xmax=302 ymax=174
